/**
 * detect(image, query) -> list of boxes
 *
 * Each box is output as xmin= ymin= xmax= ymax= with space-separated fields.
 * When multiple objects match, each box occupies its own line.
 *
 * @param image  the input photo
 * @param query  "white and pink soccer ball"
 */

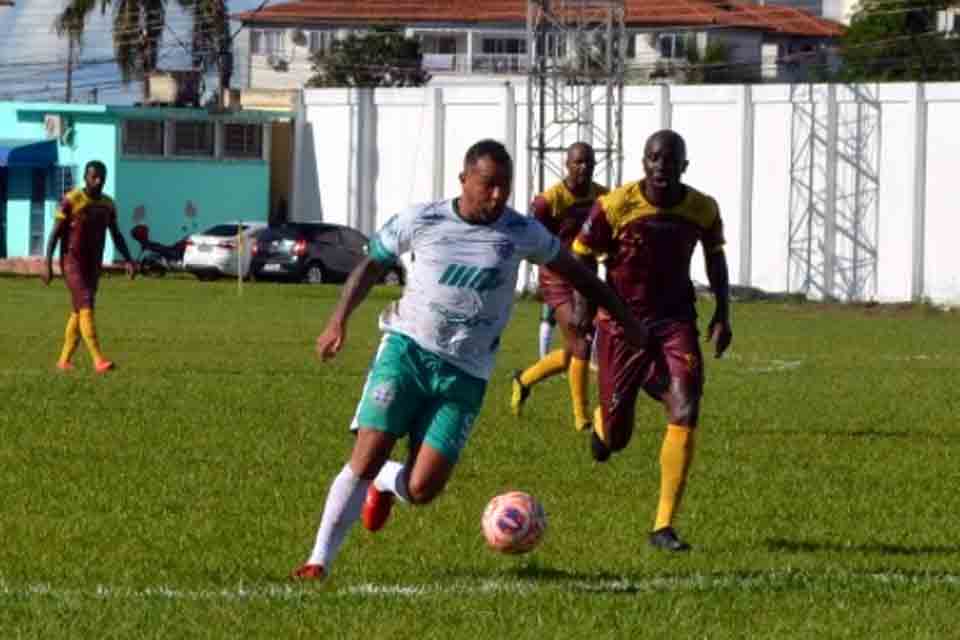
xmin=481 ymin=491 xmax=547 ymax=554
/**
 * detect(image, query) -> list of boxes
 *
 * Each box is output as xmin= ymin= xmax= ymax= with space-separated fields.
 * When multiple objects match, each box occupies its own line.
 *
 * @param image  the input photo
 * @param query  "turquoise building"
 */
xmin=0 ymin=102 xmax=292 ymax=261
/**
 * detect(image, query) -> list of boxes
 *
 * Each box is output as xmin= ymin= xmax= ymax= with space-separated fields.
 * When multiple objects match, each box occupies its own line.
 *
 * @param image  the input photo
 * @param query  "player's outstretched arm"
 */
xmin=705 ymin=249 xmax=732 ymax=358
xmin=545 ymin=248 xmax=648 ymax=350
xmin=316 ymin=256 xmax=388 ymax=362
xmin=42 ymin=219 xmax=66 ymax=286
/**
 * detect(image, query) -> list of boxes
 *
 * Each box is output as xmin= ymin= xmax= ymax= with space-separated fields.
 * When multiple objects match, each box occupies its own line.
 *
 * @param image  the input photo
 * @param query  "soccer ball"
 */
xmin=481 ymin=491 xmax=547 ymax=554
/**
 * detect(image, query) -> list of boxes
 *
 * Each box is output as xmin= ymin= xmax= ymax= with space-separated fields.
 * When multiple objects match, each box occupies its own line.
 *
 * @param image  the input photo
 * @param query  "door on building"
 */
xmin=30 ymin=168 xmax=46 ymax=256
xmin=0 ymin=167 xmax=7 ymax=259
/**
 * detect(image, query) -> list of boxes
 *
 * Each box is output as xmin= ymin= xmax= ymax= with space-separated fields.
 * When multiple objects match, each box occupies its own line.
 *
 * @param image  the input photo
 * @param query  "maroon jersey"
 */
xmin=573 ymin=181 xmax=724 ymax=321
xmin=532 ymin=180 xmax=607 ymax=293
xmin=56 ymin=188 xmax=117 ymax=277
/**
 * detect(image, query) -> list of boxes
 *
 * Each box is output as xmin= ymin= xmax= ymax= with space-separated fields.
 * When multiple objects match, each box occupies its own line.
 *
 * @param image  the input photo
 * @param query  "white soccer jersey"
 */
xmin=368 ymin=198 xmax=561 ymax=380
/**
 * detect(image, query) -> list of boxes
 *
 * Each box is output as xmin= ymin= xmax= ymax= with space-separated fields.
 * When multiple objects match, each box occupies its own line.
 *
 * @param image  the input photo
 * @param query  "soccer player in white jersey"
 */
xmin=291 ymin=140 xmax=649 ymax=581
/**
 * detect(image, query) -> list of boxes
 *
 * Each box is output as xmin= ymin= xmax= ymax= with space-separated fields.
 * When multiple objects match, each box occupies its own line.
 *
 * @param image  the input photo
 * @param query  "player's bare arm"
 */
xmin=705 ymin=249 xmax=732 ymax=358
xmin=42 ymin=219 xmax=66 ymax=286
xmin=569 ymin=252 xmax=598 ymax=335
xmin=545 ymin=248 xmax=648 ymax=350
xmin=108 ymin=219 xmax=138 ymax=280
xmin=316 ymin=256 xmax=388 ymax=361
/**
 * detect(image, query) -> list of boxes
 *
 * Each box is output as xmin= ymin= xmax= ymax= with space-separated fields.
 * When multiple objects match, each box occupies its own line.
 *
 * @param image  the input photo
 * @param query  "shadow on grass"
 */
xmin=765 ymin=537 xmax=960 ymax=556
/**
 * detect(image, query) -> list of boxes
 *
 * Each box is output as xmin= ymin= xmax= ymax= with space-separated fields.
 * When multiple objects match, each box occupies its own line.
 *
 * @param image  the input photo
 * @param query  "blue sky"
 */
xmin=0 ymin=0 xmax=272 ymax=104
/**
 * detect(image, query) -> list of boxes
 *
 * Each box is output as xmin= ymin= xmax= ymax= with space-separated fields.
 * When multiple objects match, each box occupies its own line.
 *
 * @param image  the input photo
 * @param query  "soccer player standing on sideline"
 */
xmin=292 ymin=139 xmax=647 ymax=581
xmin=572 ymin=130 xmax=732 ymax=552
xmin=511 ymin=142 xmax=608 ymax=432
xmin=42 ymin=160 xmax=137 ymax=373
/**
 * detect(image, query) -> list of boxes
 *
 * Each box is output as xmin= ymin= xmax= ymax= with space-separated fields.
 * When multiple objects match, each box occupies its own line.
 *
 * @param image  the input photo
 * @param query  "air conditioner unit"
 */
xmin=267 ymin=54 xmax=289 ymax=71
xmin=44 ymin=115 xmax=63 ymax=140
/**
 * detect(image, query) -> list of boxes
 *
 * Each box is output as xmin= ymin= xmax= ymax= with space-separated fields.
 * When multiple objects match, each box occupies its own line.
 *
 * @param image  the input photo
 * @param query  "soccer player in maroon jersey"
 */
xmin=572 ymin=130 xmax=733 ymax=551
xmin=511 ymin=142 xmax=608 ymax=432
xmin=42 ymin=160 xmax=137 ymax=373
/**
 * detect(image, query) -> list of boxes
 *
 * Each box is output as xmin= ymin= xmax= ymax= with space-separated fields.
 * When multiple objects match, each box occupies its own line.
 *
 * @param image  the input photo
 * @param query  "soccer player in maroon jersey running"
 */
xmin=572 ymin=130 xmax=733 ymax=552
xmin=42 ymin=160 xmax=137 ymax=373
xmin=511 ymin=142 xmax=608 ymax=433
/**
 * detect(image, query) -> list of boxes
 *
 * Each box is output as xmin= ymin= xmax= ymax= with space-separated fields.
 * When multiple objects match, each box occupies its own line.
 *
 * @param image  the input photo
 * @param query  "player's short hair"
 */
xmin=463 ymin=139 xmax=512 ymax=175
xmin=85 ymin=160 xmax=107 ymax=178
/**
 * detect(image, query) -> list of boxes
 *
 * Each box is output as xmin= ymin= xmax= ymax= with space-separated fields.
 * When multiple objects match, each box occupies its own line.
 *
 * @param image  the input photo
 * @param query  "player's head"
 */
xmin=459 ymin=139 xmax=513 ymax=224
xmin=565 ymin=142 xmax=596 ymax=190
xmin=642 ymin=130 xmax=687 ymax=191
xmin=84 ymin=160 xmax=107 ymax=198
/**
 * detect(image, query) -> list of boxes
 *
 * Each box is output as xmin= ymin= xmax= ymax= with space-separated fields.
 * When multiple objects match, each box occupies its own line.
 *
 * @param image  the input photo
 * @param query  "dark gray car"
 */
xmin=249 ymin=222 xmax=404 ymax=285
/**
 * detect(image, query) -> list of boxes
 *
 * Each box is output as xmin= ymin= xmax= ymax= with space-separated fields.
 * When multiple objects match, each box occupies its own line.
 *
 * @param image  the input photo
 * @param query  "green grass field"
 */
xmin=2 ymin=274 xmax=959 ymax=638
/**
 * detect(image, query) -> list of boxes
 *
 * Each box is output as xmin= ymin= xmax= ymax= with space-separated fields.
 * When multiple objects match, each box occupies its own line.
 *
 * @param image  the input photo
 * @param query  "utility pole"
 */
xmin=65 ymin=36 xmax=74 ymax=103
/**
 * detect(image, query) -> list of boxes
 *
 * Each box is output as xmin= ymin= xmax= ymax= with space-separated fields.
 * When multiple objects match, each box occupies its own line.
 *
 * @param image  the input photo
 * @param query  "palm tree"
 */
xmin=53 ymin=0 xmax=229 ymax=100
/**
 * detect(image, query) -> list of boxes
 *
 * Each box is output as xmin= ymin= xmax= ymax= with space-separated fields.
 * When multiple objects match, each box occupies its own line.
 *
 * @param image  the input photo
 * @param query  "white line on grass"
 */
xmin=3 ymin=571 xmax=960 ymax=601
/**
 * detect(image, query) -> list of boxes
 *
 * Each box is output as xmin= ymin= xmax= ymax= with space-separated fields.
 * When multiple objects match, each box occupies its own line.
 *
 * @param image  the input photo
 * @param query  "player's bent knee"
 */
xmin=667 ymin=391 xmax=700 ymax=427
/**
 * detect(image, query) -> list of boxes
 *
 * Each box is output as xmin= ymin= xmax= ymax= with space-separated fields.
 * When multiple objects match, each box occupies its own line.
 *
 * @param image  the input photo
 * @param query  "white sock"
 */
xmin=306 ymin=464 xmax=369 ymax=569
xmin=373 ymin=460 xmax=410 ymax=503
xmin=538 ymin=321 xmax=554 ymax=359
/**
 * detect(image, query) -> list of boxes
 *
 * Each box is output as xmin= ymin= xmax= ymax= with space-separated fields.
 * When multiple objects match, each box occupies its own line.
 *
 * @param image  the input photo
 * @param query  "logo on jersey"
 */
xmin=494 ymin=241 xmax=515 ymax=260
xmin=438 ymin=264 xmax=504 ymax=292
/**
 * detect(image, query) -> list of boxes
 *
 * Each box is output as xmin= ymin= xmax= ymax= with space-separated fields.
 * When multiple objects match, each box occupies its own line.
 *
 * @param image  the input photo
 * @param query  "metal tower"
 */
xmin=526 ymin=0 xmax=626 ymax=198
xmin=787 ymin=84 xmax=880 ymax=301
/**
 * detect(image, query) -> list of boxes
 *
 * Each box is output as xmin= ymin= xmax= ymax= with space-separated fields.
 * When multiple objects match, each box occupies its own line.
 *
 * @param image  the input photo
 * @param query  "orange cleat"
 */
xmin=362 ymin=484 xmax=395 ymax=532
xmin=94 ymin=360 xmax=115 ymax=374
xmin=291 ymin=563 xmax=326 ymax=581
xmin=56 ymin=361 xmax=75 ymax=372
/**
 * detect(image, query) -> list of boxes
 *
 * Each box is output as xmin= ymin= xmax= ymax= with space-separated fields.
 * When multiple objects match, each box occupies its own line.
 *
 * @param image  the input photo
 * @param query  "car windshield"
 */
xmin=202 ymin=224 xmax=254 ymax=237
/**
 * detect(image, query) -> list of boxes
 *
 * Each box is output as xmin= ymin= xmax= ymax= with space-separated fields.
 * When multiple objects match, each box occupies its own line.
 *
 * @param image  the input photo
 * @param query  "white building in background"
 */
xmin=233 ymin=0 xmax=843 ymax=89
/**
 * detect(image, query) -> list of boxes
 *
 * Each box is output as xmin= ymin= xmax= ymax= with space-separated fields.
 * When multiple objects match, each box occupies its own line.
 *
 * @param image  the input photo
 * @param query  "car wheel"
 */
xmin=305 ymin=263 xmax=325 ymax=284
xmin=383 ymin=269 xmax=403 ymax=286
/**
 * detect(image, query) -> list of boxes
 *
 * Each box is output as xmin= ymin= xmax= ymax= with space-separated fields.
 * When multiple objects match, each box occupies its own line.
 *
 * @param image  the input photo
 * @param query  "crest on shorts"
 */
xmin=371 ymin=382 xmax=396 ymax=408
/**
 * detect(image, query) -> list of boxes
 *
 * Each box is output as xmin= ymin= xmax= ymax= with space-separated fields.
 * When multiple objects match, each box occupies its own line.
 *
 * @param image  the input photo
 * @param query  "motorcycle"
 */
xmin=131 ymin=224 xmax=188 ymax=277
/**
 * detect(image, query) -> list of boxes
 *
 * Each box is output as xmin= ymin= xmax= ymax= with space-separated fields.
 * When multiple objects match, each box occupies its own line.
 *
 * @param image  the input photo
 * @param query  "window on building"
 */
xmin=223 ymin=123 xmax=263 ymax=159
xmin=173 ymin=121 xmax=214 ymax=157
xmin=309 ymin=30 xmax=336 ymax=54
xmin=251 ymin=29 xmax=286 ymax=55
xmin=657 ymin=33 xmax=687 ymax=59
xmin=30 ymin=169 xmax=45 ymax=256
xmin=482 ymin=38 xmax=527 ymax=55
xmin=48 ymin=165 xmax=76 ymax=198
xmin=123 ymin=120 xmax=165 ymax=156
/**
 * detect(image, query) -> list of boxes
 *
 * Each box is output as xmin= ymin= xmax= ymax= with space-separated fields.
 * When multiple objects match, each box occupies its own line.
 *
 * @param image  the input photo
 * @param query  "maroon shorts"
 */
xmin=595 ymin=318 xmax=703 ymax=434
xmin=538 ymin=270 xmax=575 ymax=312
xmin=64 ymin=264 xmax=99 ymax=311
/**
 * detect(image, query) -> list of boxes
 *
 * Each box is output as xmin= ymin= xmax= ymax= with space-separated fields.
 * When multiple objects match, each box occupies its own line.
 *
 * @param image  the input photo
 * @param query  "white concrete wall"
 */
xmin=294 ymin=82 xmax=960 ymax=305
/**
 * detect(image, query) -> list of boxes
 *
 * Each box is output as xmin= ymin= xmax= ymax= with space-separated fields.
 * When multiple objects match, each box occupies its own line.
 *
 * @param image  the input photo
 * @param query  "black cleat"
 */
xmin=649 ymin=527 xmax=691 ymax=552
xmin=590 ymin=430 xmax=611 ymax=462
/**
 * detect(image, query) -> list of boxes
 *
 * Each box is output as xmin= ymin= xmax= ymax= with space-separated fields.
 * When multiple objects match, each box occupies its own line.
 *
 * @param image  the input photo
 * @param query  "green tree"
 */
xmin=838 ymin=0 xmax=960 ymax=81
xmin=53 ymin=0 xmax=228 ymax=99
xmin=307 ymin=28 xmax=430 ymax=88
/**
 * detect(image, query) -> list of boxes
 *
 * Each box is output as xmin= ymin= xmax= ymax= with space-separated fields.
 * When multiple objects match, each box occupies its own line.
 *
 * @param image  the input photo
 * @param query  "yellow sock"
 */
xmin=568 ymin=357 xmax=590 ymax=430
xmin=519 ymin=349 xmax=568 ymax=387
xmin=654 ymin=424 xmax=696 ymax=531
xmin=58 ymin=313 xmax=80 ymax=365
xmin=78 ymin=308 xmax=107 ymax=365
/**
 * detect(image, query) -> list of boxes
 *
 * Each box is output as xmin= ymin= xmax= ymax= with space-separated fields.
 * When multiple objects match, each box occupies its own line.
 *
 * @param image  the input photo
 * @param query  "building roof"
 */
xmin=235 ymin=0 xmax=843 ymax=38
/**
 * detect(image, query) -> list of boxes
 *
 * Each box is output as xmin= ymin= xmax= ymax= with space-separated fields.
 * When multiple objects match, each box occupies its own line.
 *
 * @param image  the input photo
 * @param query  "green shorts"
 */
xmin=352 ymin=332 xmax=487 ymax=463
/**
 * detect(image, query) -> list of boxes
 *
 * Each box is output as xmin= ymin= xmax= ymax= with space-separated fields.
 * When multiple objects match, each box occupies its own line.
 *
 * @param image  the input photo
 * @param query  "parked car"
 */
xmin=250 ymin=222 xmax=404 ymax=285
xmin=182 ymin=222 xmax=267 ymax=280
